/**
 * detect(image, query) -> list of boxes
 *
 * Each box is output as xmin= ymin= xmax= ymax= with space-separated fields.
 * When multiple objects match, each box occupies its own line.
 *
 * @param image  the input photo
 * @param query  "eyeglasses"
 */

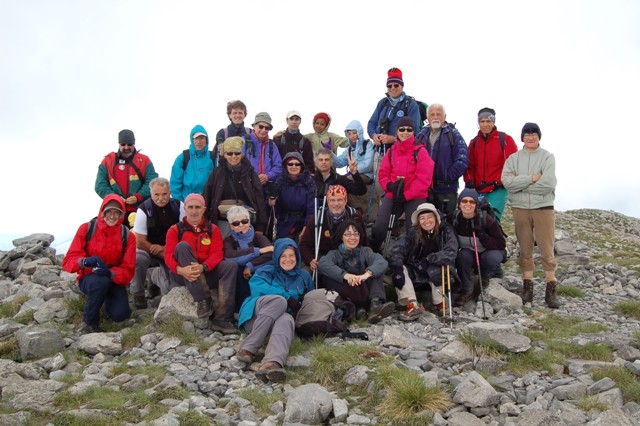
xmin=257 ymin=124 xmax=271 ymax=130
xmin=460 ymin=199 xmax=477 ymax=205
xmin=119 ymin=143 xmax=134 ymax=146
xmin=230 ymin=218 xmax=250 ymax=226
xmin=343 ymin=232 xmax=360 ymax=238
xmin=225 ymin=151 xmax=242 ymax=156
xmin=523 ymin=133 xmax=538 ymax=138
xmin=397 ymin=127 xmax=413 ymax=133
xmin=387 ymin=83 xmax=401 ymax=89
xmin=287 ymin=162 xmax=302 ymax=167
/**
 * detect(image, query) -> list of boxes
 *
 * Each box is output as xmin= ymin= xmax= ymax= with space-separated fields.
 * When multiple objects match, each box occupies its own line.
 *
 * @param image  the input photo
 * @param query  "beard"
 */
xmin=430 ymin=121 xmax=442 ymax=130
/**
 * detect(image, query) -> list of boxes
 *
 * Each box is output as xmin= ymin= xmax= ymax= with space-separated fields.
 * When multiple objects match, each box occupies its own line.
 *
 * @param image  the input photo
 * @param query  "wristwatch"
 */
xmin=202 ymin=264 xmax=209 ymax=273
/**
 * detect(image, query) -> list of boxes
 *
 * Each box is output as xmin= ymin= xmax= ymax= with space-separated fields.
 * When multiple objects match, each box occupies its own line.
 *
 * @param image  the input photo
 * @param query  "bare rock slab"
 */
xmin=284 ymin=383 xmax=333 ymax=424
xmin=452 ymin=371 xmax=500 ymax=408
xmin=76 ymin=332 xmax=123 ymax=355
xmin=15 ymin=325 xmax=64 ymax=360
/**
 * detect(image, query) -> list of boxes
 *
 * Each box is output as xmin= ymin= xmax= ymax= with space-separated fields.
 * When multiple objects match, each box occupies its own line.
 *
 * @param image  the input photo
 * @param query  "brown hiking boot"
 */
xmin=545 ymin=281 xmax=560 ymax=309
xmin=521 ymin=279 xmax=534 ymax=304
xmin=196 ymin=298 xmax=214 ymax=318
xmin=134 ymin=293 xmax=148 ymax=309
xmin=368 ymin=299 xmax=395 ymax=324
xmin=481 ymin=277 xmax=490 ymax=289
xmin=456 ymin=290 xmax=474 ymax=307
xmin=236 ymin=349 xmax=255 ymax=364
xmin=211 ymin=320 xmax=238 ymax=335
xmin=256 ymin=361 xmax=286 ymax=383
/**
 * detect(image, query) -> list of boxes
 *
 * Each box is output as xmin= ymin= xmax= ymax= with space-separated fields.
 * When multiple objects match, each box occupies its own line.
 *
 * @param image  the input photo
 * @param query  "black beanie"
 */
xmin=396 ymin=117 xmax=415 ymax=131
xmin=118 ymin=129 xmax=135 ymax=145
xmin=521 ymin=122 xmax=541 ymax=141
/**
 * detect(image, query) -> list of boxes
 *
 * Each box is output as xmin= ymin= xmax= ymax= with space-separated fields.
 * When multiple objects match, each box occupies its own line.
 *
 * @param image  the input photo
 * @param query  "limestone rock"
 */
xmin=452 ymin=371 xmax=500 ymax=408
xmin=76 ymin=332 xmax=123 ymax=355
xmin=15 ymin=325 xmax=64 ymax=360
xmin=284 ymin=383 xmax=333 ymax=424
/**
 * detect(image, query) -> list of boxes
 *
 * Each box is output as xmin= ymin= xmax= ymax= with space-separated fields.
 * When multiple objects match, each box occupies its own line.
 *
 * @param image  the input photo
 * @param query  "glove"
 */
xmin=465 ymin=180 xmax=475 ymax=189
xmin=392 ymin=191 xmax=406 ymax=207
xmin=386 ymin=181 xmax=398 ymax=194
xmin=92 ymin=267 xmax=111 ymax=278
xmin=287 ymin=297 xmax=301 ymax=315
xmin=83 ymin=256 xmax=105 ymax=268
xmin=417 ymin=258 xmax=430 ymax=272
xmin=392 ymin=268 xmax=405 ymax=289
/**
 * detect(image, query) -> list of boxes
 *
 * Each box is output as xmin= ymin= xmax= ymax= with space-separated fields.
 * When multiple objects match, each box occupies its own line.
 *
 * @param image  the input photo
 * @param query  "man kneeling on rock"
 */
xmin=62 ymin=195 xmax=135 ymax=333
xmin=164 ymin=193 xmax=239 ymax=333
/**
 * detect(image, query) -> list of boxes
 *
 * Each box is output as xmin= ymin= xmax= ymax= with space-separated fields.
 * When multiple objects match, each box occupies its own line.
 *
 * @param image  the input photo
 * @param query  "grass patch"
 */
xmin=176 ymin=410 xmax=214 ymax=425
xmin=546 ymin=341 xmax=613 ymax=361
xmin=375 ymin=365 xmax=453 ymax=423
xmin=0 ymin=337 xmax=20 ymax=361
xmin=634 ymin=331 xmax=640 ymax=347
xmin=288 ymin=336 xmax=312 ymax=357
xmin=457 ymin=332 xmax=509 ymax=359
xmin=55 ymin=373 xmax=85 ymax=386
xmin=524 ymin=312 xmax=607 ymax=341
xmin=120 ymin=314 xmax=154 ymax=349
xmin=613 ymin=300 xmax=640 ymax=320
xmin=156 ymin=313 xmax=207 ymax=350
xmin=556 ymin=285 xmax=585 ymax=298
xmin=65 ymin=297 xmax=86 ymax=324
xmin=575 ymin=394 xmax=610 ymax=412
xmin=238 ymin=388 xmax=284 ymax=417
xmin=13 ymin=309 xmax=34 ymax=325
xmin=109 ymin=362 xmax=167 ymax=385
xmin=506 ymin=349 xmax=563 ymax=375
xmin=0 ymin=294 xmax=30 ymax=318
xmin=310 ymin=343 xmax=392 ymax=387
xmin=592 ymin=366 xmax=640 ymax=403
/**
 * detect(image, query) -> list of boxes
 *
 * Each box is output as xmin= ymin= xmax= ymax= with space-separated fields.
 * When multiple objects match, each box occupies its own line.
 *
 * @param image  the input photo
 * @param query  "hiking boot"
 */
xmin=236 ymin=349 xmax=255 ymax=364
xmin=79 ymin=322 xmax=102 ymax=334
xmin=356 ymin=308 xmax=368 ymax=322
xmin=456 ymin=290 xmax=474 ymax=307
xmin=196 ymin=298 xmax=214 ymax=318
xmin=494 ymin=264 xmax=504 ymax=278
xmin=545 ymin=281 xmax=560 ymax=309
xmin=368 ymin=299 xmax=395 ymax=324
xmin=134 ymin=293 xmax=148 ymax=309
xmin=521 ymin=279 xmax=534 ymax=304
xmin=481 ymin=277 xmax=490 ymax=289
xmin=211 ymin=320 xmax=238 ymax=335
xmin=399 ymin=301 xmax=425 ymax=322
xmin=255 ymin=361 xmax=286 ymax=383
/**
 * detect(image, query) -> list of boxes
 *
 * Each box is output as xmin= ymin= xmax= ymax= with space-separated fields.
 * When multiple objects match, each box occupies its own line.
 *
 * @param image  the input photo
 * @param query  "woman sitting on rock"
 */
xmin=317 ymin=220 xmax=394 ymax=324
xmin=448 ymin=189 xmax=506 ymax=306
xmin=388 ymin=203 xmax=458 ymax=320
xmin=236 ymin=238 xmax=313 ymax=382
xmin=223 ymin=205 xmax=274 ymax=311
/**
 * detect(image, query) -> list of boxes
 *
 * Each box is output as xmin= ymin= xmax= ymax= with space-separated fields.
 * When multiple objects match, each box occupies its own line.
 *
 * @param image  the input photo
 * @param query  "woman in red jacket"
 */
xmin=62 ymin=194 xmax=135 ymax=333
xmin=370 ymin=117 xmax=434 ymax=253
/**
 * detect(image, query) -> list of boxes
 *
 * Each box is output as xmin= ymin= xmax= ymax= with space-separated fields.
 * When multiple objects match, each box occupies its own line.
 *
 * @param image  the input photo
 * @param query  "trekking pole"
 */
xmin=365 ymin=150 xmax=382 ymax=224
xmin=382 ymin=208 xmax=396 ymax=257
xmin=271 ymin=204 xmax=277 ymax=242
xmin=447 ymin=264 xmax=453 ymax=329
xmin=472 ymin=231 xmax=488 ymax=320
xmin=313 ymin=197 xmax=319 ymax=287
xmin=441 ymin=265 xmax=446 ymax=320
xmin=313 ymin=196 xmax=327 ymax=288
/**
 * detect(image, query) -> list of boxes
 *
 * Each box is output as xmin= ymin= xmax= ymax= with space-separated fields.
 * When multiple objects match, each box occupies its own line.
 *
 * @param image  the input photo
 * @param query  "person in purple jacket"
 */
xmin=242 ymin=112 xmax=283 ymax=187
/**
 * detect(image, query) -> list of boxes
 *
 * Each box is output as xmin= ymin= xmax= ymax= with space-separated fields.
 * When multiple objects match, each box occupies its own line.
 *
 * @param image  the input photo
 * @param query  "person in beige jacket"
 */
xmin=502 ymin=122 xmax=559 ymax=309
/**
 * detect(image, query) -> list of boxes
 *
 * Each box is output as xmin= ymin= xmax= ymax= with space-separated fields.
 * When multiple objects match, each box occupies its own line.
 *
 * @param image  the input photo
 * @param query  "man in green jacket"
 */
xmin=95 ymin=129 xmax=158 ymax=228
xmin=502 ymin=123 xmax=559 ymax=309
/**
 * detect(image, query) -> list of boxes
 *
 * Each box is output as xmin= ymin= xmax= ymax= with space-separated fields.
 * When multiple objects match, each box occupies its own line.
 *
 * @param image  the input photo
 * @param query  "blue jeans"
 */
xmin=79 ymin=273 xmax=131 ymax=326
xmin=456 ymin=248 xmax=504 ymax=293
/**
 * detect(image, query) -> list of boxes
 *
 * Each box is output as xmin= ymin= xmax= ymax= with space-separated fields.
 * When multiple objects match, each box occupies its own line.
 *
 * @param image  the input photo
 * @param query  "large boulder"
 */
xmin=15 ymin=325 xmax=64 ymax=360
xmin=284 ymin=383 xmax=333 ymax=424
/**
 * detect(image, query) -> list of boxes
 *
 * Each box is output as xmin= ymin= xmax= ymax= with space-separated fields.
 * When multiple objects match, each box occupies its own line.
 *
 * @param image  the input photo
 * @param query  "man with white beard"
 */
xmin=415 ymin=103 xmax=468 ymax=215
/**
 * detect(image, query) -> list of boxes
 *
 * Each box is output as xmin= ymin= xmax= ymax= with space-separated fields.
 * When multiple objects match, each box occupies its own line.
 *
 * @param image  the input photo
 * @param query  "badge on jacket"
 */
xmin=201 ymin=237 xmax=211 ymax=246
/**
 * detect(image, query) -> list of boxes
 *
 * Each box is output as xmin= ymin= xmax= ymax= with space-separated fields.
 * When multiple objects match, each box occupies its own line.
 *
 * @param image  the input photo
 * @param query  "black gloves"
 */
xmin=386 ymin=182 xmax=399 ymax=193
xmin=417 ymin=258 xmax=430 ymax=272
xmin=392 ymin=268 xmax=405 ymax=289
xmin=83 ymin=256 xmax=105 ymax=268
xmin=92 ymin=268 xmax=111 ymax=278
xmin=465 ymin=180 xmax=475 ymax=189
xmin=287 ymin=297 xmax=301 ymax=315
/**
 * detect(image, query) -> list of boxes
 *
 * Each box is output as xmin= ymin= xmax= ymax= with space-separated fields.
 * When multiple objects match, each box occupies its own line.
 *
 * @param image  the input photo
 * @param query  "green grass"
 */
xmin=575 ymin=394 xmax=610 ymax=412
xmin=592 ymin=366 xmax=640 ymax=403
xmin=457 ymin=332 xmax=509 ymax=359
xmin=13 ymin=309 xmax=34 ymax=325
xmin=288 ymin=336 xmax=313 ymax=357
xmin=156 ymin=313 xmax=208 ymax=351
xmin=176 ymin=410 xmax=214 ymax=425
xmin=0 ymin=295 xmax=30 ymax=318
xmin=374 ymin=365 xmax=452 ymax=424
xmin=634 ymin=331 xmax=640 ymax=347
xmin=546 ymin=341 xmax=613 ymax=361
xmin=109 ymin=361 xmax=167 ymax=385
xmin=238 ymin=388 xmax=285 ymax=417
xmin=120 ymin=314 xmax=154 ymax=349
xmin=65 ymin=297 xmax=86 ymax=324
xmin=310 ymin=343 xmax=392 ymax=387
xmin=556 ymin=285 xmax=585 ymax=298
xmin=506 ymin=349 xmax=563 ymax=375
xmin=0 ymin=337 xmax=20 ymax=361
xmin=613 ymin=300 xmax=640 ymax=320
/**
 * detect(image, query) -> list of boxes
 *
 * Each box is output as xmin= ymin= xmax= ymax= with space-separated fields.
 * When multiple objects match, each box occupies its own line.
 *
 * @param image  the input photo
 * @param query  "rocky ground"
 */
xmin=0 ymin=208 xmax=639 ymax=425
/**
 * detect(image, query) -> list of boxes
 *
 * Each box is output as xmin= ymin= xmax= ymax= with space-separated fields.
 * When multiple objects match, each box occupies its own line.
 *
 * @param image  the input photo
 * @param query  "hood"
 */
xmin=98 ymin=194 xmax=126 ymax=228
xmin=282 ymin=151 xmax=306 ymax=173
xmin=272 ymin=237 xmax=302 ymax=272
xmin=458 ymin=188 xmax=480 ymax=207
xmin=344 ymin=120 xmax=364 ymax=146
xmin=190 ymin=124 xmax=209 ymax=156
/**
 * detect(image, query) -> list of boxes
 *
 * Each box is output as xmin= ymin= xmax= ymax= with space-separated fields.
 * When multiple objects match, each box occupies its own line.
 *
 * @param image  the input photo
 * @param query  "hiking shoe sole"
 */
xmin=368 ymin=301 xmax=395 ymax=324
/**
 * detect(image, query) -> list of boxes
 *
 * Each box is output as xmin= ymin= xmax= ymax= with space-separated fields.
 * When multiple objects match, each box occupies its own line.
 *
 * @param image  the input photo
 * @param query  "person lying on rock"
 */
xmin=163 ymin=193 xmax=239 ymax=334
xmin=236 ymin=238 xmax=313 ymax=383
xmin=62 ymin=194 xmax=135 ymax=333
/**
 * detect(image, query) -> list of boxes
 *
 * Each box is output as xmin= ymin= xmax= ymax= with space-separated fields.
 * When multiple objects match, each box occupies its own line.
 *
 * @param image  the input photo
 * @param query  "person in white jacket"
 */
xmin=502 ymin=122 xmax=559 ymax=309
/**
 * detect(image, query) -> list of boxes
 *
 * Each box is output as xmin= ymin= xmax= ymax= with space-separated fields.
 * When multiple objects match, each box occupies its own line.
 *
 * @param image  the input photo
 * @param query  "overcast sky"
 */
xmin=1 ymin=0 xmax=639 ymax=249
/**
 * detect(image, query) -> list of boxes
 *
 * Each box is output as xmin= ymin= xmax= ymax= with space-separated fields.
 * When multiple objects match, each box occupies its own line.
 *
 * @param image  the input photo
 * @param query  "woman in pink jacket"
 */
xmin=370 ymin=117 xmax=434 ymax=253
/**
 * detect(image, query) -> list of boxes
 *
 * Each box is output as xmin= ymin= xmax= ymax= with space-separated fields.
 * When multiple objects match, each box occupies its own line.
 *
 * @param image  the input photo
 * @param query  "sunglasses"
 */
xmin=225 ymin=151 xmax=242 ymax=156
xmin=287 ymin=162 xmax=302 ymax=167
xmin=257 ymin=124 xmax=271 ymax=130
xmin=230 ymin=218 xmax=250 ymax=226
xmin=343 ymin=232 xmax=360 ymax=238
xmin=119 ymin=143 xmax=134 ymax=146
xmin=387 ymin=83 xmax=401 ymax=89
xmin=460 ymin=199 xmax=477 ymax=205
xmin=397 ymin=127 xmax=413 ymax=133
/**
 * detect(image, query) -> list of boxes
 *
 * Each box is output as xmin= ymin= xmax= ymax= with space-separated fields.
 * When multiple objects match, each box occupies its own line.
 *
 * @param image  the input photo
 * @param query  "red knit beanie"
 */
xmin=387 ymin=67 xmax=404 ymax=86
xmin=313 ymin=112 xmax=330 ymax=125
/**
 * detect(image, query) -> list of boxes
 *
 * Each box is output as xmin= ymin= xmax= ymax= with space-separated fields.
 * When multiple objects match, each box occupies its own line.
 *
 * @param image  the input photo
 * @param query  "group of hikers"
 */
xmin=62 ymin=67 xmax=559 ymax=382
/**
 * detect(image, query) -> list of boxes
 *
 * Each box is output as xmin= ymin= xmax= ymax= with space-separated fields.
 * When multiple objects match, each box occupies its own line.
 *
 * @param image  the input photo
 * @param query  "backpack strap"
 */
xmin=85 ymin=217 xmax=129 ymax=262
xmin=181 ymin=149 xmax=191 ymax=170
xmin=499 ymin=131 xmax=506 ymax=153
xmin=128 ymin=153 xmax=145 ymax=182
xmin=84 ymin=218 xmax=98 ymax=253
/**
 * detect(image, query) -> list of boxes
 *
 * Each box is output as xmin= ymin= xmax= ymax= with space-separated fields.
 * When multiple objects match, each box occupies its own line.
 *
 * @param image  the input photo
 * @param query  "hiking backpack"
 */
xmin=181 ymin=150 xmax=217 ymax=171
xmin=451 ymin=197 xmax=507 ymax=238
xmin=382 ymin=96 xmax=428 ymax=130
xmin=470 ymin=132 xmax=506 ymax=153
xmin=84 ymin=217 xmax=130 ymax=262
xmin=279 ymin=135 xmax=307 ymax=157
xmin=176 ymin=220 xmax=213 ymax=242
xmin=295 ymin=289 xmax=368 ymax=340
